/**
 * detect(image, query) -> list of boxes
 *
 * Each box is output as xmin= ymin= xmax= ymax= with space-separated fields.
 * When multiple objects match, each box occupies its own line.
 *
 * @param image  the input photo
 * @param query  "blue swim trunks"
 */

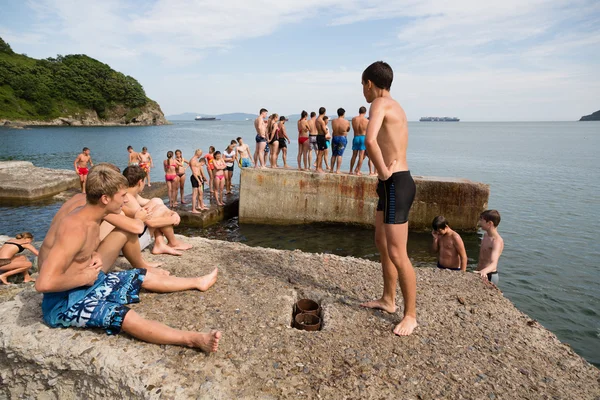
xmin=352 ymin=135 xmax=366 ymax=151
xmin=241 ymin=157 xmax=252 ymax=167
xmin=332 ymin=136 xmax=348 ymax=157
xmin=41 ymin=269 xmax=146 ymax=335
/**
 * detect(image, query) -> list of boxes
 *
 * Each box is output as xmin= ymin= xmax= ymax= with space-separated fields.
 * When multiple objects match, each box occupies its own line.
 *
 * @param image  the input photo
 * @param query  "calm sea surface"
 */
xmin=0 ymin=120 xmax=599 ymax=367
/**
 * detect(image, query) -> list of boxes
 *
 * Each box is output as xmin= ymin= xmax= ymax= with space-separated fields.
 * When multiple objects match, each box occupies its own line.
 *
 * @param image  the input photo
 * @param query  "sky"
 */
xmin=1 ymin=0 xmax=599 ymax=121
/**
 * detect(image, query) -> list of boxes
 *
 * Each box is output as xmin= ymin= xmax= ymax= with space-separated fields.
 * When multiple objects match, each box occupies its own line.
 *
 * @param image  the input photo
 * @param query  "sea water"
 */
xmin=0 ymin=120 xmax=598 ymax=367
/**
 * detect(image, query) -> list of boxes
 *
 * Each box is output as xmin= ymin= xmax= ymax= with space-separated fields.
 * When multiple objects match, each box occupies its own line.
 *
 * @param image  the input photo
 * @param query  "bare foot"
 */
xmin=0 ymin=277 xmax=12 ymax=285
xmin=152 ymin=243 xmax=183 ymax=256
xmin=200 ymin=206 xmax=209 ymax=210
xmin=393 ymin=316 xmax=418 ymax=336
xmin=143 ymin=260 xmax=163 ymax=268
xmin=335 ymin=170 xmax=341 ymax=174
xmin=369 ymin=173 xmax=377 ymax=176
xmin=190 ymin=330 xmax=221 ymax=353
xmin=23 ymin=276 xmax=36 ymax=283
xmin=316 ymin=168 xmax=325 ymax=174
xmin=192 ymin=209 xmax=201 ymax=214
xmin=169 ymin=241 xmax=193 ymax=251
xmin=355 ymin=171 xmax=362 ymax=176
xmin=148 ymin=184 xmax=151 ymax=187
xmin=181 ymin=200 xmax=187 ymax=204
xmin=197 ymin=267 xmax=218 ymax=291
xmin=360 ymin=298 xmax=397 ymax=313
xmin=348 ymin=171 xmax=355 ymax=175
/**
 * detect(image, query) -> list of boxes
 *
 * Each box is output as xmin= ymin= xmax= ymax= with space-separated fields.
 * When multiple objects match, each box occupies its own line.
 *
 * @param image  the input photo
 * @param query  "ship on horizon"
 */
xmin=195 ymin=116 xmax=220 ymax=121
xmin=420 ymin=116 xmax=460 ymax=122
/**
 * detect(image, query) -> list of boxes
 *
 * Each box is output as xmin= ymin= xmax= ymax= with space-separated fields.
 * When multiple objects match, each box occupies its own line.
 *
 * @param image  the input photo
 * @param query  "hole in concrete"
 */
xmin=292 ymin=298 xmax=322 ymax=331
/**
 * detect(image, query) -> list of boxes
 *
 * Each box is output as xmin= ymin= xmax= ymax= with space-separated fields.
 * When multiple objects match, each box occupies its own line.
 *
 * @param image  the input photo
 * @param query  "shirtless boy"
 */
xmin=254 ymin=108 xmax=268 ymax=168
xmin=476 ymin=210 xmax=504 ymax=285
xmin=330 ymin=108 xmax=350 ymax=174
xmin=74 ymin=147 xmax=93 ymax=193
xmin=349 ymin=106 xmax=368 ymax=175
xmin=122 ymin=166 xmax=193 ymax=256
xmin=432 ymin=216 xmax=467 ymax=272
xmin=36 ymin=165 xmax=220 ymax=352
xmin=315 ymin=107 xmax=328 ymax=173
xmin=236 ymin=137 xmax=253 ymax=168
xmin=127 ymin=146 xmax=141 ymax=166
xmin=190 ymin=150 xmax=209 ymax=213
xmin=308 ymin=111 xmax=318 ymax=167
xmin=359 ymin=61 xmax=418 ymax=336
xmin=297 ymin=111 xmax=310 ymax=170
xmin=278 ymin=116 xmax=291 ymax=168
xmin=139 ymin=147 xmax=154 ymax=187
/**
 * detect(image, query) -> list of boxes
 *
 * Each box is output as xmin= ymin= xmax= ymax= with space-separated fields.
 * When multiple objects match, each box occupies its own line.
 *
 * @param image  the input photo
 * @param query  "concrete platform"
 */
xmin=0 ymin=161 xmax=79 ymax=203
xmin=1 ymin=237 xmax=599 ymax=399
xmin=176 ymin=187 xmax=240 ymax=228
xmin=239 ymin=169 xmax=490 ymax=231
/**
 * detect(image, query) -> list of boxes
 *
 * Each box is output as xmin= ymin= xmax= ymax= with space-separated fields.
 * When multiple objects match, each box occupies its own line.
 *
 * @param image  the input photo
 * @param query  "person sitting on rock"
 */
xmin=122 ymin=165 xmax=192 ymax=255
xmin=0 ymin=232 xmax=38 ymax=285
xmin=36 ymin=164 xmax=221 ymax=352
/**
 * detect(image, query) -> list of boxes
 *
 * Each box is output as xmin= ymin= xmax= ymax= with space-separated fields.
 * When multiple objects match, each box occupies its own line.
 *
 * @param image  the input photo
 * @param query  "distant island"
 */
xmin=0 ymin=37 xmax=167 ymax=127
xmin=579 ymin=110 xmax=600 ymax=121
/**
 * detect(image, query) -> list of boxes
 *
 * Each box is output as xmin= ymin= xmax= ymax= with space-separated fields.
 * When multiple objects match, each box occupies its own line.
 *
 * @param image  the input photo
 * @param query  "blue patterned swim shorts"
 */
xmin=42 ymin=269 xmax=146 ymax=335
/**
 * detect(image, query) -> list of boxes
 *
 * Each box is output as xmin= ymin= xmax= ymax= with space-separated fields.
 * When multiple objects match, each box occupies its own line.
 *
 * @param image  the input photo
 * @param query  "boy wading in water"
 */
xmin=475 ymin=210 xmax=504 ymax=285
xmin=359 ymin=61 xmax=418 ymax=336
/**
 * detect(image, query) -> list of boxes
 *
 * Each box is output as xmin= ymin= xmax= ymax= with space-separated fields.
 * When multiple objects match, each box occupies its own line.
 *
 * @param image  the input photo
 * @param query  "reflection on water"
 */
xmin=177 ymin=217 xmax=482 ymax=268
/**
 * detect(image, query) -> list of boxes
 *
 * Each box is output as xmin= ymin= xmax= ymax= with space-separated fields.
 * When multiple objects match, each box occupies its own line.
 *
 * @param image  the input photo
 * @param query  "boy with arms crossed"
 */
xmin=359 ymin=61 xmax=418 ymax=336
xmin=36 ymin=165 xmax=221 ymax=352
xmin=431 ymin=216 xmax=468 ymax=271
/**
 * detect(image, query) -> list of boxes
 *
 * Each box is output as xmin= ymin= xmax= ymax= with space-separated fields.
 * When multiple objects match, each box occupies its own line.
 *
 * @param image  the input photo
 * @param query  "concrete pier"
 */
xmin=0 ymin=161 xmax=79 ymax=202
xmin=239 ymin=169 xmax=489 ymax=231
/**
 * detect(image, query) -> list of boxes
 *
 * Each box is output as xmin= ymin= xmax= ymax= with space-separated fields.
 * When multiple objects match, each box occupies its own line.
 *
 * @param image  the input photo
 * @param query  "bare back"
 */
xmin=129 ymin=152 xmax=141 ymax=165
xmin=368 ymin=97 xmax=409 ymax=172
xmin=352 ymin=115 xmax=368 ymax=137
xmin=332 ymin=117 xmax=350 ymax=137
xmin=298 ymin=119 xmax=309 ymax=138
xmin=308 ymin=118 xmax=317 ymax=135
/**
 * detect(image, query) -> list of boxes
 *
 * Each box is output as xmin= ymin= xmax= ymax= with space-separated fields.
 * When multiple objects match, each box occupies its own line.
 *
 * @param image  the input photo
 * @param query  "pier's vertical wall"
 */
xmin=239 ymin=169 xmax=489 ymax=231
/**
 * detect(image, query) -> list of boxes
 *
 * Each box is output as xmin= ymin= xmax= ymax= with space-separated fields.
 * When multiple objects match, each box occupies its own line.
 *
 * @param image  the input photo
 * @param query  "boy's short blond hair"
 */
xmin=86 ymin=164 xmax=128 ymax=205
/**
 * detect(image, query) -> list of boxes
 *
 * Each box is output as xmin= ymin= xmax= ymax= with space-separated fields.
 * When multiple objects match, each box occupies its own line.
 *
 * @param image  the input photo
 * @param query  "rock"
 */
xmin=0 ymin=162 xmax=79 ymax=201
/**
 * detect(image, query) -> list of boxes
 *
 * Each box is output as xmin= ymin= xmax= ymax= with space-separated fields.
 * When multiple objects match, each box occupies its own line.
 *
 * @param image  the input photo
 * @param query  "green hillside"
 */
xmin=0 ymin=37 xmax=148 ymax=121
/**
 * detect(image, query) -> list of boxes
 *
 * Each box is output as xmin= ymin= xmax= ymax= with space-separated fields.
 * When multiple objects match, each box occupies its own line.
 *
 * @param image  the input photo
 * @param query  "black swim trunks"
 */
xmin=437 ymin=262 xmax=461 ymax=271
xmin=316 ymin=135 xmax=327 ymax=151
xmin=278 ymin=138 xmax=287 ymax=149
xmin=190 ymin=174 xmax=201 ymax=188
xmin=376 ymin=171 xmax=416 ymax=224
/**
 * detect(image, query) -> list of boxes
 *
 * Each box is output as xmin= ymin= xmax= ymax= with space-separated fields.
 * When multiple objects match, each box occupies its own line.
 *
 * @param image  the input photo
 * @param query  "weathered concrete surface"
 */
xmin=177 ymin=188 xmax=239 ymax=228
xmin=1 ymin=237 xmax=599 ymax=399
xmin=240 ymin=169 xmax=489 ymax=231
xmin=0 ymin=161 xmax=79 ymax=202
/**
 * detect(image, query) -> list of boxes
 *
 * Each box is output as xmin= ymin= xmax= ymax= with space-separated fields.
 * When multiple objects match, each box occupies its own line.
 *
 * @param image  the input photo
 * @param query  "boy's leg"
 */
xmin=384 ymin=222 xmax=417 ymax=336
xmin=349 ymin=150 xmax=357 ymax=174
xmin=356 ymin=150 xmax=365 ymax=175
xmin=121 ymin=309 xmax=221 ymax=352
xmin=119 ymin=229 xmax=164 ymax=270
xmin=97 ymin=228 xmax=131 ymax=272
xmin=192 ymin=187 xmax=199 ymax=213
xmin=142 ymin=267 xmax=218 ymax=293
xmin=360 ymin=212 xmax=397 ymax=313
xmin=152 ymin=231 xmax=183 ymax=256
xmin=0 ymin=256 xmax=34 ymax=284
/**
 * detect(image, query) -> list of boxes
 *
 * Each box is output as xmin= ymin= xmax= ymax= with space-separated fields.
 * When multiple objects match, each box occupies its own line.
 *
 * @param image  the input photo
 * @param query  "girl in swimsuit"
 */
xmin=163 ymin=151 xmax=179 ymax=208
xmin=223 ymin=144 xmax=236 ymax=195
xmin=0 ymin=232 xmax=38 ymax=285
xmin=267 ymin=113 xmax=280 ymax=168
xmin=174 ymin=149 xmax=189 ymax=205
xmin=205 ymin=146 xmax=216 ymax=200
xmin=213 ymin=151 xmax=226 ymax=206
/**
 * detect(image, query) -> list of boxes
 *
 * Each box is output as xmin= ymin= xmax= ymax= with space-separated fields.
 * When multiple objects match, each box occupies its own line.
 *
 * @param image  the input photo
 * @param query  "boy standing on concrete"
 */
xmin=359 ymin=61 xmax=418 ymax=336
xmin=476 ymin=210 xmax=504 ymax=285
xmin=431 ymin=216 xmax=468 ymax=271
xmin=74 ymin=147 xmax=93 ymax=193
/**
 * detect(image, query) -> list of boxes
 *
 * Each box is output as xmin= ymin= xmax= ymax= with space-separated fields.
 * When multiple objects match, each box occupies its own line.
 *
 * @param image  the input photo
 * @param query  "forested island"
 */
xmin=0 ymin=37 xmax=167 ymax=127
xmin=579 ymin=110 xmax=600 ymax=121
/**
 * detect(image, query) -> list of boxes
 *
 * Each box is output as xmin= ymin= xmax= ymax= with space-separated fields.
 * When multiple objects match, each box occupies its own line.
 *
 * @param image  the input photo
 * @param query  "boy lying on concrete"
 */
xmin=36 ymin=164 xmax=221 ymax=352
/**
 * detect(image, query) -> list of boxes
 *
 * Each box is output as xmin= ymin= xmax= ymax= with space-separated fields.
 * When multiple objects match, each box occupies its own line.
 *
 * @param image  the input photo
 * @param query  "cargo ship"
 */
xmin=195 ymin=116 xmax=220 ymax=121
xmin=420 ymin=116 xmax=460 ymax=122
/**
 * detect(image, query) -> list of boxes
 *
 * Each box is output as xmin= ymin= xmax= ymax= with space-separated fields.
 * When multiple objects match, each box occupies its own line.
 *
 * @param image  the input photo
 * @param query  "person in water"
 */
xmin=475 ymin=210 xmax=504 ymax=285
xmin=0 ymin=232 xmax=38 ymax=284
xmin=74 ymin=147 xmax=93 ymax=193
xmin=431 ymin=216 xmax=468 ymax=272
xmin=359 ymin=61 xmax=418 ymax=336
xmin=35 ymin=165 xmax=221 ymax=352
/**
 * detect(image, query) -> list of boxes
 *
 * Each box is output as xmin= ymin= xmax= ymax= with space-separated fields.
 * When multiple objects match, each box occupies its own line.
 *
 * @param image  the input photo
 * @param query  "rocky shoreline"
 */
xmin=1 ymin=237 xmax=599 ymax=399
xmin=0 ymin=102 xmax=170 ymax=129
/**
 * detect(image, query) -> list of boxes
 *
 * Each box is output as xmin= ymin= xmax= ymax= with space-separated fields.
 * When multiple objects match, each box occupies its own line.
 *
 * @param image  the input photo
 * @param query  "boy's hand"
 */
xmin=432 ymin=230 xmax=439 ymax=238
xmin=135 ymin=208 xmax=150 ymax=222
xmin=377 ymin=160 xmax=397 ymax=180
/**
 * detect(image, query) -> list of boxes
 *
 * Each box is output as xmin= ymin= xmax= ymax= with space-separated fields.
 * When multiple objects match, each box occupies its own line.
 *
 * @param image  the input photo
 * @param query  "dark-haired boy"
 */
xmin=74 ymin=147 xmax=93 ymax=193
xmin=358 ymin=61 xmax=418 ymax=336
xmin=254 ymin=108 xmax=268 ymax=168
xmin=127 ymin=146 xmax=141 ymax=166
xmin=308 ymin=111 xmax=318 ymax=167
xmin=315 ymin=107 xmax=328 ymax=173
xmin=431 ymin=216 xmax=467 ymax=272
xmin=476 ymin=210 xmax=504 ymax=285
xmin=349 ymin=106 xmax=368 ymax=175
xmin=190 ymin=149 xmax=209 ymax=213
xmin=330 ymin=108 xmax=350 ymax=174
xmin=236 ymin=137 xmax=253 ymax=168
